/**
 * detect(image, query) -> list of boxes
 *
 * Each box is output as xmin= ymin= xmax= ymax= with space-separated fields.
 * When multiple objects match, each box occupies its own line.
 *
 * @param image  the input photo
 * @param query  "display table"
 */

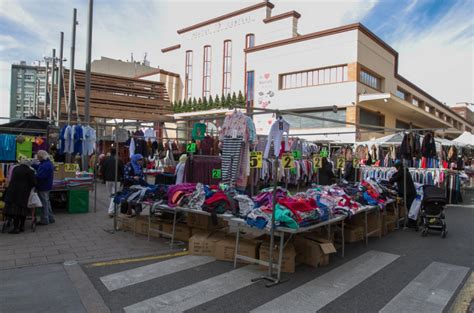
xmin=230 ymin=214 xmax=346 ymax=282
xmin=142 ymin=202 xmax=233 ymax=248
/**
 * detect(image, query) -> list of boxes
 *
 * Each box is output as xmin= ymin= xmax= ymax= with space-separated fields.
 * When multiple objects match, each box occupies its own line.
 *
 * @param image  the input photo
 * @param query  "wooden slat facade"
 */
xmin=58 ymin=69 xmax=174 ymax=122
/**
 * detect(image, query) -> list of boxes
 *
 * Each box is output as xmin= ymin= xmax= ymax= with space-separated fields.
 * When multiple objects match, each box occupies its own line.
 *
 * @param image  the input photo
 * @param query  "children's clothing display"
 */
xmin=264 ymin=117 xmax=290 ymax=159
xmin=219 ymin=111 xmax=257 ymax=188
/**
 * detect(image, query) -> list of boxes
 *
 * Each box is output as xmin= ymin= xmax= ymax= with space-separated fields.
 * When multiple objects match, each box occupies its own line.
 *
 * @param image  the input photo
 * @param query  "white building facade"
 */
xmin=160 ymin=1 xmax=473 ymax=141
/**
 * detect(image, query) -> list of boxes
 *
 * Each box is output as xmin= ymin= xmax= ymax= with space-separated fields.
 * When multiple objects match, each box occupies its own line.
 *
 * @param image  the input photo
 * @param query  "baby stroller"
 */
xmin=420 ymin=185 xmax=447 ymax=238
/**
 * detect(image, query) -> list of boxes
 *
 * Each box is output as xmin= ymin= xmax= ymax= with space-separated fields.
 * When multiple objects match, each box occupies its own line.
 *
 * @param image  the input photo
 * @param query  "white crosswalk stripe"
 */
xmin=100 ymin=255 xmax=215 ymax=291
xmin=251 ymin=251 xmax=400 ymax=313
xmin=123 ymin=265 xmax=261 ymax=313
xmin=95 ymin=251 xmax=470 ymax=313
xmin=379 ymin=262 xmax=470 ymax=313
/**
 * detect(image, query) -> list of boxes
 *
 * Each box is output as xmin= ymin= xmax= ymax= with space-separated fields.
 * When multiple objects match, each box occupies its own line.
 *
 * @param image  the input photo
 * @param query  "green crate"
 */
xmin=67 ymin=190 xmax=89 ymax=213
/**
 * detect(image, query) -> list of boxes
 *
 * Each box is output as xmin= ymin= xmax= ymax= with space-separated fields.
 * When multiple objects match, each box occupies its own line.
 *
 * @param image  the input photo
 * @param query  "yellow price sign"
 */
xmin=313 ymin=156 xmax=322 ymax=169
xmin=64 ymin=163 xmax=79 ymax=172
xmin=249 ymin=151 xmax=263 ymax=169
xmin=336 ymin=157 xmax=345 ymax=169
xmin=282 ymin=153 xmax=295 ymax=169
xmin=53 ymin=162 xmax=60 ymax=172
xmin=353 ymin=158 xmax=360 ymax=168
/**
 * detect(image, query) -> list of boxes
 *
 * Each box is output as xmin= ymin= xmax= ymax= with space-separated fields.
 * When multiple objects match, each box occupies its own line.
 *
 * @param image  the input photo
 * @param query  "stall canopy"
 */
xmin=356 ymin=132 xmax=459 ymax=147
xmin=453 ymin=132 xmax=473 ymax=147
xmin=0 ymin=116 xmax=51 ymax=135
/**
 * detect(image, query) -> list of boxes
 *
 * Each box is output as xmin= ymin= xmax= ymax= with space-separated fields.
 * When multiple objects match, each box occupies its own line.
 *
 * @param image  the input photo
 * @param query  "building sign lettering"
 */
xmin=190 ymin=16 xmax=255 ymax=40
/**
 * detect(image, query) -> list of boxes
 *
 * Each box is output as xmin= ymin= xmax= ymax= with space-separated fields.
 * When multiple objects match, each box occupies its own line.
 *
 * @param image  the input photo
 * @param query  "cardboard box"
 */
xmin=259 ymin=242 xmax=296 ymax=273
xmin=188 ymin=231 xmax=224 ymax=257
xmin=214 ymin=236 xmax=260 ymax=263
xmin=117 ymin=214 xmax=135 ymax=232
xmin=162 ymin=223 xmax=192 ymax=242
xmin=294 ymin=235 xmax=337 ymax=267
xmin=186 ymin=212 xmax=227 ymax=230
xmin=385 ymin=214 xmax=397 ymax=232
xmin=53 ymin=163 xmax=77 ymax=180
xmin=343 ymin=224 xmax=365 ymax=243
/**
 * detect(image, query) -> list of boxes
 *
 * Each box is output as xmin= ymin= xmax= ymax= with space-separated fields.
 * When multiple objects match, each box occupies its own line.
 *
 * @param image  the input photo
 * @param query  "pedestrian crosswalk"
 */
xmin=93 ymin=251 xmax=470 ymax=313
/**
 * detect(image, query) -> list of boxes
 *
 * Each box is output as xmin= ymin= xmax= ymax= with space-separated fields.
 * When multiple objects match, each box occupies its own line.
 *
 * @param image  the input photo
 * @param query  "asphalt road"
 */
xmin=79 ymin=191 xmax=474 ymax=313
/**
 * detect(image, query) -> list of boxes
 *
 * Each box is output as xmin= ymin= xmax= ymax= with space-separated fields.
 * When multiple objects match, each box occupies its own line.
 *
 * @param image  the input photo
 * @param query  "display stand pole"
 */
xmin=251 ymin=158 xmax=284 ymax=287
xmin=93 ymin=121 xmax=98 ymax=213
xmin=403 ymin=159 xmax=408 ymax=229
xmin=113 ymin=122 xmax=119 ymax=232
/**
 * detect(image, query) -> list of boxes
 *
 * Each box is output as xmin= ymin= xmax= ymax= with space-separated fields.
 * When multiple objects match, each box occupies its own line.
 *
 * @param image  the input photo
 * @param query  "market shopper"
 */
xmin=4 ymin=159 xmax=36 ymax=234
xmin=123 ymin=154 xmax=146 ymax=187
xmin=319 ymin=157 xmax=335 ymax=185
xmin=389 ymin=160 xmax=417 ymax=227
xmin=33 ymin=150 xmax=55 ymax=225
xmin=343 ymin=159 xmax=356 ymax=183
xmin=101 ymin=148 xmax=124 ymax=217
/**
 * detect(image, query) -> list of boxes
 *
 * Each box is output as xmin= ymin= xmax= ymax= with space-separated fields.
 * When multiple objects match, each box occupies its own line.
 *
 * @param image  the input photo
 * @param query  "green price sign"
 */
xmin=292 ymin=150 xmax=302 ymax=160
xmin=186 ymin=143 xmax=196 ymax=153
xmin=212 ymin=169 xmax=221 ymax=179
xmin=290 ymin=168 xmax=297 ymax=175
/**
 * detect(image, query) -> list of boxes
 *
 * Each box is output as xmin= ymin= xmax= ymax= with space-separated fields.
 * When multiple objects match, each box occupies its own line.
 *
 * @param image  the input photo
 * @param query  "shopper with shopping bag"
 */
xmin=4 ymin=159 xmax=36 ymax=234
xmin=32 ymin=150 xmax=55 ymax=225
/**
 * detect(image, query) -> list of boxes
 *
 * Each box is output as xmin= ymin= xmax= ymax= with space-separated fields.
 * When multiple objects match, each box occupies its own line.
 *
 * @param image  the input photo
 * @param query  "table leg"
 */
xmin=147 ymin=205 xmax=151 ymax=241
xmin=341 ymin=220 xmax=345 ymax=258
xmin=234 ymin=226 xmax=240 ymax=269
xmin=170 ymin=209 xmax=177 ymax=249
xmin=365 ymin=210 xmax=368 ymax=246
xmin=277 ymin=234 xmax=284 ymax=282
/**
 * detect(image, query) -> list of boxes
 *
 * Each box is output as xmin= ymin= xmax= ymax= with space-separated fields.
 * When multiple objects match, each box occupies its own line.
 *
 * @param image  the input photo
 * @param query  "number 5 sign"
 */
xmin=336 ymin=157 xmax=345 ymax=169
xmin=282 ymin=153 xmax=295 ymax=169
xmin=249 ymin=151 xmax=263 ymax=168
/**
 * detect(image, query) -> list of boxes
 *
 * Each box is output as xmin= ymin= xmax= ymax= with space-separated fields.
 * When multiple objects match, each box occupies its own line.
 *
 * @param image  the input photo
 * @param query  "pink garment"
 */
xmin=219 ymin=111 xmax=248 ymax=141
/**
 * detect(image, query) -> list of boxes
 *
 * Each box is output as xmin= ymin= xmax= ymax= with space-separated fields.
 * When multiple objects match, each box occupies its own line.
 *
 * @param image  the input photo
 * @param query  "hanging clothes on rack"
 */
xmin=219 ymin=110 xmax=256 ymax=187
xmin=0 ymin=134 xmax=16 ymax=161
xmin=263 ymin=117 xmax=290 ymax=159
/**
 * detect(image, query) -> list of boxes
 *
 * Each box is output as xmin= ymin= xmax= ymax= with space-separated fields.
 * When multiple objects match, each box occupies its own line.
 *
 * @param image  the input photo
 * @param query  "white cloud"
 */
xmin=0 ymin=34 xmax=20 ymax=51
xmin=393 ymin=0 xmax=474 ymax=105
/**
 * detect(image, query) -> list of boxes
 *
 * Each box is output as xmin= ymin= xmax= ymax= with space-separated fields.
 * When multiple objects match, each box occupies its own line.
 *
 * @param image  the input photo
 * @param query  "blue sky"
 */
xmin=0 ymin=0 xmax=473 ymax=118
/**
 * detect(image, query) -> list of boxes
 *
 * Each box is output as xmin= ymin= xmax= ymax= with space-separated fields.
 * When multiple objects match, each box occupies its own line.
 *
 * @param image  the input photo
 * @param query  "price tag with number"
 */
xmin=186 ymin=143 xmax=196 ymax=153
xmin=292 ymin=150 xmax=302 ymax=160
xmin=353 ymin=158 xmax=360 ymax=168
xmin=249 ymin=151 xmax=263 ymax=168
xmin=64 ymin=163 xmax=79 ymax=172
xmin=313 ymin=156 xmax=322 ymax=169
xmin=53 ymin=162 xmax=59 ymax=172
xmin=281 ymin=153 xmax=295 ymax=169
xmin=212 ymin=169 xmax=221 ymax=179
xmin=336 ymin=157 xmax=345 ymax=169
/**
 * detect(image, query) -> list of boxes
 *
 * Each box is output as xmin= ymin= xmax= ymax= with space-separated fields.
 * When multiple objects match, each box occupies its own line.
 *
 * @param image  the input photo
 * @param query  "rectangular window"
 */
xmin=360 ymin=108 xmax=384 ymax=129
xmin=283 ymin=109 xmax=347 ymax=129
xmin=280 ymin=65 xmax=348 ymax=90
xmin=411 ymin=97 xmax=419 ymax=106
xmin=185 ymin=51 xmax=193 ymax=99
xmin=222 ymin=41 xmax=232 ymax=96
xmin=360 ymin=69 xmax=382 ymax=91
xmin=246 ymin=71 xmax=254 ymax=107
xmin=395 ymin=88 xmax=406 ymax=100
xmin=202 ymin=46 xmax=211 ymax=98
xmin=246 ymin=34 xmax=255 ymax=49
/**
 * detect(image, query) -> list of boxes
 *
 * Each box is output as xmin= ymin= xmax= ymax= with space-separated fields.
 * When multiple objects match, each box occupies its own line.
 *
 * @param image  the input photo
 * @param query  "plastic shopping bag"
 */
xmin=28 ymin=190 xmax=43 ymax=208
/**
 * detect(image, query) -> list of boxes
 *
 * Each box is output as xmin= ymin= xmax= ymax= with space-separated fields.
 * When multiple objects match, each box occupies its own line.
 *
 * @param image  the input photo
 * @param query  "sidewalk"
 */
xmin=0 ymin=183 xmax=173 ymax=270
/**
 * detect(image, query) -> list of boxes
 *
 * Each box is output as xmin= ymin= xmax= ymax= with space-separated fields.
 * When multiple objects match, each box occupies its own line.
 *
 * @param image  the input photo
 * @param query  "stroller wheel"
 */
xmin=441 ymin=230 xmax=447 ymax=238
xmin=421 ymin=228 xmax=428 ymax=237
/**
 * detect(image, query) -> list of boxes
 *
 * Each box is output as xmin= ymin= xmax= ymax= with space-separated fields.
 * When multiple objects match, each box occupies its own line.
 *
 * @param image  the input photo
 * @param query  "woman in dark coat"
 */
xmin=318 ymin=157 xmax=335 ymax=186
xmin=4 ymin=160 xmax=36 ymax=234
